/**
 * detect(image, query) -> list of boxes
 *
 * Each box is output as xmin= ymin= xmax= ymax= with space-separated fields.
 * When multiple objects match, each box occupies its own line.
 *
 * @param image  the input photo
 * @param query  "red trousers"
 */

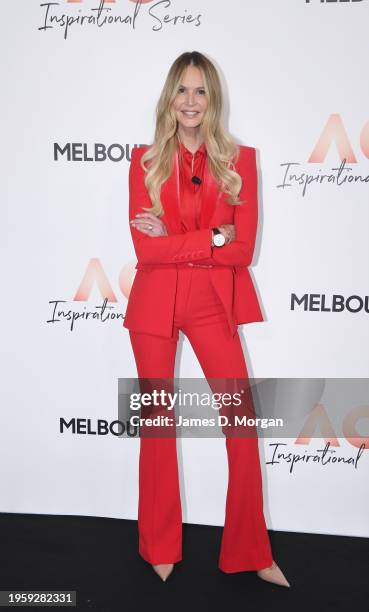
xmin=128 ymin=266 xmax=273 ymax=573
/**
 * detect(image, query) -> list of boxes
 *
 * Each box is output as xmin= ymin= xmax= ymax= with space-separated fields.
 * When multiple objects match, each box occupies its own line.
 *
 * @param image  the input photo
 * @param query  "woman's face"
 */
xmin=172 ymin=65 xmax=208 ymax=130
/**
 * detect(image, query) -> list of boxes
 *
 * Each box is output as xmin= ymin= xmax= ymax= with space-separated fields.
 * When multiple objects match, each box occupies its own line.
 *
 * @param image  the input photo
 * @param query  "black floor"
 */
xmin=1 ymin=513 xmax=368 ymax=611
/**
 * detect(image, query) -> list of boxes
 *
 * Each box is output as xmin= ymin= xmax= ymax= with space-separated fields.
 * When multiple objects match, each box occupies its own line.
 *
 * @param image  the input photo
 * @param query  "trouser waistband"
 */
xmin=135 ymin=262 xmax=235 ymax=271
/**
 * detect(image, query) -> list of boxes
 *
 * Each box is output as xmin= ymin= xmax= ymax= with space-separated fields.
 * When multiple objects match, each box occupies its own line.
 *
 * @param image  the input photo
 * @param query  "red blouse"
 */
xmin=177 ymin=141 xmax=207 ymax=232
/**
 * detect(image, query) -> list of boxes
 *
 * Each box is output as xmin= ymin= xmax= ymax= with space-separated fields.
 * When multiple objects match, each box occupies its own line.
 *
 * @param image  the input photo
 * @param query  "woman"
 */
xmin=123 ymin=51 xmax=290 ymax=588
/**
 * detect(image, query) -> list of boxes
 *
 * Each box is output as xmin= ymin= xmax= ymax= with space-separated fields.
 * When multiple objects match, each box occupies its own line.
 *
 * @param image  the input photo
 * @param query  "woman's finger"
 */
xmin=131 ymin=221 xmax=157 ymax=231
xmin=130 ymin=219 xmax=160 ymax=231
xmin=135 ymin=212 xmax=159 ymax=222
xmin=131 ymin=219 xmax=168 ymax=237
xmin=132 ymin=223 xmax=158 ymax=235
xmin=131 ymin=213 xmax=164 ymax=229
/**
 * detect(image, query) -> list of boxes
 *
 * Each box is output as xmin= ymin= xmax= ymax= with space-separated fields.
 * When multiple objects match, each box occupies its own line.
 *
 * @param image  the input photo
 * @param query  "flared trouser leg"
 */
xmin=217 ymin=435 xmax=273 ymax=572
xmin=182 ymin=315 xmax=273 ymax=572
xmin=129 ymin=329 xmax=182 ymax=564
xmin=137 ymin=435 xmax=183 ymax=564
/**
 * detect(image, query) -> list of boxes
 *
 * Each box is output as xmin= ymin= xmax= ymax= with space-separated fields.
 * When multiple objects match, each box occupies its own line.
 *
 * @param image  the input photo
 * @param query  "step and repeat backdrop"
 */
xmin=1 ymin=1 xmax=368 ymax=537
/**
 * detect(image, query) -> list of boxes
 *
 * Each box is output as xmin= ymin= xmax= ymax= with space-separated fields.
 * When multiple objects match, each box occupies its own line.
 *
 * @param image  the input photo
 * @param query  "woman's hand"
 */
xmin=218 ymin=224 xmax=235 ymax=245
xmin=130 ymin=212 xmax=168 ymax=237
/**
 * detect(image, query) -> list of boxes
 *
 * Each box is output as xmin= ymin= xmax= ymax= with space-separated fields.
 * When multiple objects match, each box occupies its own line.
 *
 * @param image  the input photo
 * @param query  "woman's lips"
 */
xmin=181 ymin=111 xmax=200 ymax=117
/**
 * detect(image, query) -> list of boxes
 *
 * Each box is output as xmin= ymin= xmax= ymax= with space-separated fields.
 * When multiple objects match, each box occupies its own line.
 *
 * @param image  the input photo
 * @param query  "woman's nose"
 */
xmin=186 ymin=91 xmax=195 ymax=105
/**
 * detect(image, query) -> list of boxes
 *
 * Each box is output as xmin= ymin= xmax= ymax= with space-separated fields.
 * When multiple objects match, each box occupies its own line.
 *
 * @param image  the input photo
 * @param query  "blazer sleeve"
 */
xmin=209 ymin=146 xmax=259 ymax=267
xmin=128 ymin=147 xmax=213 ymax=265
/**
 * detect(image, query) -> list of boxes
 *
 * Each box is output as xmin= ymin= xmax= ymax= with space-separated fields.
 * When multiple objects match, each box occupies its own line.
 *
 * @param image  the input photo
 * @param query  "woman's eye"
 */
xmin=177 ymin=87 xmax=206 ymax=95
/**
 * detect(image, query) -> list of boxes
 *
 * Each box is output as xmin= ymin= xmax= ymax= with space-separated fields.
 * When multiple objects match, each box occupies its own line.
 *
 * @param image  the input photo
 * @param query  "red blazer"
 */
xmin=123 ymin=144 xmax=264 ymax=338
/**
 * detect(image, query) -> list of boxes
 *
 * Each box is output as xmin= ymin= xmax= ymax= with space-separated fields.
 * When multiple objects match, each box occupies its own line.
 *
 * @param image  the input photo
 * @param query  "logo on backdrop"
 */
xmin=277 ymin=114 xmax=369 ymax=197
xmin=53 ymin=142 xmax=143 ymax=162
xmin=47 ymin=257 xmax=133 ymax=331
xmin=291 ymin=293 xmax=369 ymax=315
xmin=38 ymin=0 xmax=203 ymax=40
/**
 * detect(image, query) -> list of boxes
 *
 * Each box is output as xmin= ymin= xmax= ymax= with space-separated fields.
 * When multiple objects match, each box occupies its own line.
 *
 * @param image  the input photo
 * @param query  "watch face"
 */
xmin=214 ymin=233 xmax=225 ymax=247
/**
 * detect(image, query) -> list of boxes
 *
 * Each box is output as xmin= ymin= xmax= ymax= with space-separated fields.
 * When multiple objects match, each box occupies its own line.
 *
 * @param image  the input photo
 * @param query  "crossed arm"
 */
xmin=128 ymin=145 xmax=259 ymax=267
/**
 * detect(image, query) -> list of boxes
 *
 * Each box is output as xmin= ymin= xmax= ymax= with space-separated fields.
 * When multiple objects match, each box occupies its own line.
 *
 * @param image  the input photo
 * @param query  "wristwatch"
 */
xmin=211 ymin=227 xmax=226 ymax=247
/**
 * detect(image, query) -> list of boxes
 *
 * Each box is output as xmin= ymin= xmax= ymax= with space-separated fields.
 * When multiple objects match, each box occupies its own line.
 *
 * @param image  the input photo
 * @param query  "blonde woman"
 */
xmin=124 ymin=51 xmax=290 ymax=588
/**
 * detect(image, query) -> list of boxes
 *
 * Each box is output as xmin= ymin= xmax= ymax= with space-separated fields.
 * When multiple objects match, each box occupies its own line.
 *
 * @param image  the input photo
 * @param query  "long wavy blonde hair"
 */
xmin=140 ymin=51 xmax=243 ymax=217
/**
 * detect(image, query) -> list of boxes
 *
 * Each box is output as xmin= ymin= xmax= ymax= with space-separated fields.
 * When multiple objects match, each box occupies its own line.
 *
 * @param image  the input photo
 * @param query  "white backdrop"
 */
xmin=1 ymin=0 xmax=369 ymax=538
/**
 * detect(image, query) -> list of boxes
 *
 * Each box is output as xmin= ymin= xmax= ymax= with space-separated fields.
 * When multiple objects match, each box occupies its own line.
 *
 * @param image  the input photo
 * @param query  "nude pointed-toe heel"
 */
xmin=257 ymin=560 xmax=291 ymax=588
xmin=152 ymin=563 xmax=174 ymax=582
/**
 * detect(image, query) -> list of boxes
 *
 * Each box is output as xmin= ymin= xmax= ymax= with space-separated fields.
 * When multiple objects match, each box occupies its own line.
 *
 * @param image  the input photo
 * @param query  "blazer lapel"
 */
xmin=160 ymin=151 xmax=182 ymax=234
xmin=160 ymin=149 xmax=221 ymax=233
xmin=199 ymin=155 xmax=221 ymax=229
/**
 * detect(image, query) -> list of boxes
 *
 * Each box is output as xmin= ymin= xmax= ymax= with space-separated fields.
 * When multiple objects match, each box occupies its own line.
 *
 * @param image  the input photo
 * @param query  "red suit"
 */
xmin=124 ymin=141 xmax=273 ymax=572
xmin=123 ymin=143 xmax=264 ymax=338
